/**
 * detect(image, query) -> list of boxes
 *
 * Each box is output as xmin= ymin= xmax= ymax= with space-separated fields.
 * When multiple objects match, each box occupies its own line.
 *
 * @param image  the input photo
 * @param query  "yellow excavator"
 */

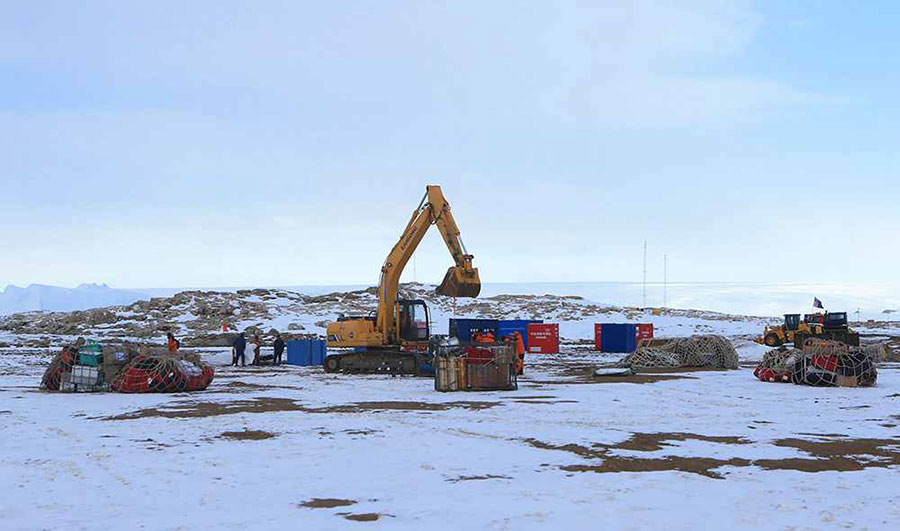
xmin=324 ymin=185 xmax=481 ymax=374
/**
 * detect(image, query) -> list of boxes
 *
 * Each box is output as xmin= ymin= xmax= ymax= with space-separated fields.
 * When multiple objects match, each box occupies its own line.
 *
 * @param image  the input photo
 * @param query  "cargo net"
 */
xmin=111 ymin=353 xmax=214 ymax=393
xmin=754 ymin=340 xmax=878 ymax=387
xmin=40 ymin=347 xmax=76 ymax=391
xmin=620 ymin=335 xmax=739 ymax=369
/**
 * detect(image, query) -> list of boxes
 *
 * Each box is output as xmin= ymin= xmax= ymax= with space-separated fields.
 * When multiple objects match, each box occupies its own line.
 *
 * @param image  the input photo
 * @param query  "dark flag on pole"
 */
xmin=813 ymin=297 xmax=824 ymax=310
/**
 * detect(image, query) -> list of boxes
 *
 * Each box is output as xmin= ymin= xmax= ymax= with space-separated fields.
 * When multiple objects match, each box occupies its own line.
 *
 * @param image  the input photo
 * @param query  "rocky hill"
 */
xmin=0 ymin=283 xmax=773 ymax=349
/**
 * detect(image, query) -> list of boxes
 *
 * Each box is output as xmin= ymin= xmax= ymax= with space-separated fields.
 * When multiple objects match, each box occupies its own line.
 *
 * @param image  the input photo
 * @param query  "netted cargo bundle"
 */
xmin=40 ymin=347 xmax=77 ymax=391
xmin=790 ymin=340 xmax=877 ymax=388
xmin=620 ymin=335 xmax=739 ymax=369
xmin=753 ymin=347 xmax=803 ymax=382
xmin=859 ymin=343 xmax=889 ymax=363
xmin=111 ymin=353 xmax=214 ymax=393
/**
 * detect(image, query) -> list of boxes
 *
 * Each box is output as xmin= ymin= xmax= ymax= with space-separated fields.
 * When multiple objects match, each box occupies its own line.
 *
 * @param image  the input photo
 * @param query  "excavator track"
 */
xmin=324 ymin=349 xmax=431 ymax=376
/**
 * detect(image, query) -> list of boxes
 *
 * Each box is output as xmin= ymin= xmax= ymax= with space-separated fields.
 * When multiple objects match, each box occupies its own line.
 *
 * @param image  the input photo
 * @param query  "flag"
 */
xmin=813 ymin=297 xmax=824 ymax=309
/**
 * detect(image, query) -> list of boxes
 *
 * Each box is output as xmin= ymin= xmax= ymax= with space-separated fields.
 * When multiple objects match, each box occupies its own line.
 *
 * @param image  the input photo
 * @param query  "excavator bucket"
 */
xmin=437 ymin=266 xmax=481 ymax=298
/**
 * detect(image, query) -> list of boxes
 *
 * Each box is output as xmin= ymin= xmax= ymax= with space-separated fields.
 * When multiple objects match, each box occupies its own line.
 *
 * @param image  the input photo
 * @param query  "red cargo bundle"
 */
xmin=527 ymin=323 xmax=559 ymax=353
xmin=111 ymin=355 xmax=214 ymax=393
xmin=463 ymin=346 xmax=493 ymax=365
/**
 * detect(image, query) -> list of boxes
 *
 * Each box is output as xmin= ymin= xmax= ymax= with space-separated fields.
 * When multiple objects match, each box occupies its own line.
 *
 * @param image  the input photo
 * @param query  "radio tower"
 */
xmin=642 ymin=241 xmax=647 ymax=309
xmin=663 ymin=253 xmax=667 ymax=309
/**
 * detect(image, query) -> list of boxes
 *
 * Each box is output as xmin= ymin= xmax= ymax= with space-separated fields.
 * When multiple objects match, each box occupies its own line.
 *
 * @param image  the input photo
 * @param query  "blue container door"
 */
xmin=287 ymin=339 xmax=314 ymax=366
xmin=311 ymin=340 xmax=326 ymax=365
xmin=497 ymin=320 xmax=543 ymax=350
xmin=449 ymin=318 xmax=498 ymax=342
xmin=600 ymin=324 xmax=637 ymax=353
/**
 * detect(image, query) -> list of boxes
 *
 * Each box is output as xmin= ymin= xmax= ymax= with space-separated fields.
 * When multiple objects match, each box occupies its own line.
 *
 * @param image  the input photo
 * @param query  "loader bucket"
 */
xmin=437 ymin=266 xmax=481 ymax=298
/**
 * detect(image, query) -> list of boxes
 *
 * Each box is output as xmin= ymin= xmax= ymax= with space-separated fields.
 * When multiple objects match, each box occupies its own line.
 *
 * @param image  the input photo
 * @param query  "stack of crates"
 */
xmin=434 ymin=345 xmax=517 ymax=392
xmin=62 ymin=340 xmax=109 ymax=392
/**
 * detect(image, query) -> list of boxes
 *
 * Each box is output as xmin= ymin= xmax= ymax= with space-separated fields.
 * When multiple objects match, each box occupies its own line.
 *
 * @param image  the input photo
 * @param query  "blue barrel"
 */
xmin=600 ymin=323 xmax=637 ymax=353
xmin=449 ymin=318 xmax=498 ymax=342
xmin=496 ymin=319 xmax=543 ymax=350
xmin=287 ymin=339 xmax=326 ymax=366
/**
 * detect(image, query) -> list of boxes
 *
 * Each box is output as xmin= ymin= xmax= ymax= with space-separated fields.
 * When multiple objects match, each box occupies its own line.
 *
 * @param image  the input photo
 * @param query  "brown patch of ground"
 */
xmin=101 ymin=398 xmax=305 ymax=420
xmin=101 ymin=398 xmax=498 ymax=420
xmin=510 ymin=395 xmax=559 ymax=400
xmin=524 ymin=432 xmax=900 ymax=478
xmin=222 ymin=381 xmax=301 ymax=391
xmin=343 ymin=429 xmax=379 ymax=436
xmin=587 ymin=374 xmax=692 ymax=385
xmin=614 ymin=432 xmax=750 ymax=452
xmin=220 ymin=430 xmax=276 ymax=440
xmin=562 ymin=457 xmax=751 ymax=479
xmin=342 ymin=513 xmax=382 ymax=522
xmin=300 ymin=498 xmax=357 ymax=509
xmin=305 ymin=401 xmax=499 ymax=413
xmin=448 ymin=474 xmax=511 ymax=483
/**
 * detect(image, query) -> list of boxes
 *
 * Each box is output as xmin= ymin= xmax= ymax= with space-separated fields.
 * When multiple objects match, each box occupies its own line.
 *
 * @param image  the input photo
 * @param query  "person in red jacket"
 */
xmin=166 ymin=332 xmax=180 ymax=353
xmin=512 ymin=331 xmax=525 ymax=375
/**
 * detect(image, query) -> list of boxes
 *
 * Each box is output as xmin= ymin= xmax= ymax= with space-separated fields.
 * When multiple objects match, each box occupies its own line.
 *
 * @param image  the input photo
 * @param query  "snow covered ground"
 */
xmin=2 ymin=344 xmax=898 ymax=530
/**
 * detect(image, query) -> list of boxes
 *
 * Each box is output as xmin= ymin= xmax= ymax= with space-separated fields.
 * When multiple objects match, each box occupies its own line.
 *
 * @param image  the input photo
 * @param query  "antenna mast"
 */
xmin=642 ymin=241 xmax=647 ymax=308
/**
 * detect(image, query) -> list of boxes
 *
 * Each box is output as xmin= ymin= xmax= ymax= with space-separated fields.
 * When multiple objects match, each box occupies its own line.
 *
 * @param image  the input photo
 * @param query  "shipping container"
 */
xmin=636 ymin=323 xmax=654 ymax=342
xmin=598 ymin=323 xmax=637 ymax=353
xmin=496 ymin=319 xmax=543 ymax=350
xmin=286 ymin=339 xmax=327 ymax=366
xmin=527 ymin=323 xmax=559 ymax=353
xmin=594 ymin=323 xmax=603 ymax=351
xmin=449 ymin=318 xmax=498 ymax=343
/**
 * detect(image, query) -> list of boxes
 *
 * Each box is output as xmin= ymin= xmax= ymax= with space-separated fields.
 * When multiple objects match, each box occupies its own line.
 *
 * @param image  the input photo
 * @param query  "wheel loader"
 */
xmin=760 ymin=312 xmax=860 ymax=348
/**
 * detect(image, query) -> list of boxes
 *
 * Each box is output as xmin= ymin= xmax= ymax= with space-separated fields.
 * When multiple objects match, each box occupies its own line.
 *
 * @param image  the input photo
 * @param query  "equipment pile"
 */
xmin=41 ymin=342 xmax=214 ymax=393
xmin=619 ymin=335 xmax=739 ymax=369
xmin=754 ymin=340 xmax=879 ymax=387
xmin=434 ymin=344 xmax=517 ymax=392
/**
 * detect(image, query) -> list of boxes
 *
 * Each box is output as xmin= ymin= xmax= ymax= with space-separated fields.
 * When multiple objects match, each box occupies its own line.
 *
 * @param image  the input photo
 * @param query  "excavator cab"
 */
xmin=784 ymin=314 xmax=801 ymax=331
xmin=398 ymin=299 xmax=430 ymax=342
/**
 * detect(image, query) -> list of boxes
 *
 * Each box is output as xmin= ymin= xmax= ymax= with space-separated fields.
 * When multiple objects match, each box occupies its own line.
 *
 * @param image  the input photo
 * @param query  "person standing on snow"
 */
xmin=273 ymin=333 xmax=285 ymax=366
xmin=512 ymin=331 xmax=525 ymax=375
xmin=246 ymin=335 xmax=260 ymax=366
xmin=232 ymin=332 xmax=246 ymax=366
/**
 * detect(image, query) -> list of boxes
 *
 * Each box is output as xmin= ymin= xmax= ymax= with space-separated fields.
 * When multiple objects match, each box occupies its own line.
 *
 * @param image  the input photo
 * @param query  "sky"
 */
xmin=1 ymin=1 xmax=898 ymax=290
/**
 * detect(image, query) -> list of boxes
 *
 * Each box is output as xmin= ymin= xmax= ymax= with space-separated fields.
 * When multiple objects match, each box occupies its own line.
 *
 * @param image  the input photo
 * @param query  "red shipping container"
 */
xmin=594 ymin=323 xmax=603 ymax=351
xmin=636 ymin=323 xmax=654 ymax=342
xmin=527 ymin=323 xmax=559 ymax=354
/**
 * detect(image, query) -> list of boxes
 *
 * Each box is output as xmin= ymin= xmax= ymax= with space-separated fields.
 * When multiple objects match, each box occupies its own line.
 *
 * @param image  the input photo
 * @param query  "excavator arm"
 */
xmin=375 ymin=185 xmax=480 ymax=342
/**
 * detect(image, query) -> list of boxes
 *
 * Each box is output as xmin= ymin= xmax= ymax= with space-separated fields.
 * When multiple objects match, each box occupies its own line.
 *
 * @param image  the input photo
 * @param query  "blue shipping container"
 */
xmin=496 ymin=319 xmax=543 ymax=350
xmin=287 ymin=339 xmax=327 ymax=366
xmin=449 ymin=318 xmax=498 ymax=342
xmin=600 ymin=323 xmax=637 ymax=353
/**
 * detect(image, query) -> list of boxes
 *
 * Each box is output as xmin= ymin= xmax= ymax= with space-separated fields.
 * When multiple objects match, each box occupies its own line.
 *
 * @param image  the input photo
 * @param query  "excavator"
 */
xmin=324 ymin=185 xmax=481 ymax=374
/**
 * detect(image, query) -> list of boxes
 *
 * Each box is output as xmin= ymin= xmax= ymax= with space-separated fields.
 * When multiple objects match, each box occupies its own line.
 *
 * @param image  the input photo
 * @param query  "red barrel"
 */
xmin=527 ymin=323 xmax=559 ymax=354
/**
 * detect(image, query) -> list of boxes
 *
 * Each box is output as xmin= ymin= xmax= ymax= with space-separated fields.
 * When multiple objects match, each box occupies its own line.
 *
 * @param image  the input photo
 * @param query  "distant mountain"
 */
xmin=0 ymin=283 xmax=153 ymax=315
